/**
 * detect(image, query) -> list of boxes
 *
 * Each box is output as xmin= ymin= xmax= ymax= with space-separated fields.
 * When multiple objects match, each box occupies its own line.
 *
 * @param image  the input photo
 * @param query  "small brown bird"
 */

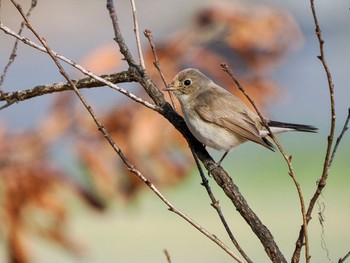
xmin=164 ymin=68 xmax=317 ymax=165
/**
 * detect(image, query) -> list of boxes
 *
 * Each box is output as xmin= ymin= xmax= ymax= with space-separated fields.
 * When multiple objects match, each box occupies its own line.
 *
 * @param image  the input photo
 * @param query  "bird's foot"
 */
xmin=207 ymin=161 xmax=222 ymax=176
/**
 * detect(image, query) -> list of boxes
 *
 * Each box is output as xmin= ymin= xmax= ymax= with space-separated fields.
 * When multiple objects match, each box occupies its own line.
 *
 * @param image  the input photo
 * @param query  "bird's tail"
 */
xmin=268 ymin=120 xmax=318 ymax=134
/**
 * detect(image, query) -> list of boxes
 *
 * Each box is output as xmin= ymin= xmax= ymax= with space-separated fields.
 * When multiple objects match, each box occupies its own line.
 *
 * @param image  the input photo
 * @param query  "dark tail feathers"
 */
xmin=268 ymin=120 xmax=318 ymax=133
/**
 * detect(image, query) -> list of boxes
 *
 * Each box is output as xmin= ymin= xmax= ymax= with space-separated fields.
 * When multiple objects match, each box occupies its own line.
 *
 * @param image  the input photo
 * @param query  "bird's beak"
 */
xmin=162 ymin=86 xmax=176 ymax=91
xmin=162 ymin=82 xmax=177 ymax=92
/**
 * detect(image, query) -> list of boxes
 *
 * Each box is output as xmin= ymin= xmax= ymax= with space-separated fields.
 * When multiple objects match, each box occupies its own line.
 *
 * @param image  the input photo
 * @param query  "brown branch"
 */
xmin=163 ymin=249 xmax=171 ymax=263
xmin=339 ymin=251 xmax=350 ymax=263
xmin=144 ymin=29 xmax=177 ymax=111
xmin=292 ymin=0 xmax=337 ymax=261
xmin=106 ymin=0 xmax=140 ymax=71
xmin=192 ymin=150 xmax=253 ymax=263
xmin=0 ymin=71 xmax=134 ymax=103
xmin=129 ymin=0 xmax=145 ymax=69
xmin=328 ymin=108 xmax=350 ymax=168
xmin=106 ymin=0 xmax=287 ymax=262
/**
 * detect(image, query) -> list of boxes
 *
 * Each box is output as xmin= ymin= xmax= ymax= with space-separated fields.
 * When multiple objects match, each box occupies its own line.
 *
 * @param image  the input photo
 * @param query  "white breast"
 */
xmin=179 ymin=96 xmax=246 ymax=152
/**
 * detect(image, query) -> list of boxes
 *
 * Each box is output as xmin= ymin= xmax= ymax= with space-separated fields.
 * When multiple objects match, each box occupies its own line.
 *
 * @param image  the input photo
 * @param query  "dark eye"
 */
xmin=183 ymin=79 xmax=192 ymax=87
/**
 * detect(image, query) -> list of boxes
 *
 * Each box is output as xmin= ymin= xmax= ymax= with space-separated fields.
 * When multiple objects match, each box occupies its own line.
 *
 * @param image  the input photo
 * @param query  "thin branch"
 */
xmin=144 ymin=29 xmax=177 ymax=111
xmin=0 ymin=0 xmax=37 ymax=90
xmin=0 ymin=22 xmax=159 ymax=112
xmin=192 ymin=149 xmax=253 ymax=263
xmin=106 ymin=0 xmax=140 ymax=71
xmin=10 ymin=1 xmax=242 ymax=262
xmin=339 ymin=251 xmax=350 ymax=263
xmin=129 ymin=0 xmax=145 ymax=69
xmin=163 ymin=249 xmax=171 ymax=263
xmin=106 ymin=0 xmax=167 ymax=107
xmin=0 ymin=71 xmax=134 ymax=103
xmin=317 ymin=109 xmax=350 ymax=263
xmin=0 ymin=100 xmax=15 ymax=110
xmin=328 ymin=108 xmax=350 ymax=168
xmin=221 ymin=62 xmax=310 ymax=262
xmin=292 ymin=0 xmax=337 ymax=261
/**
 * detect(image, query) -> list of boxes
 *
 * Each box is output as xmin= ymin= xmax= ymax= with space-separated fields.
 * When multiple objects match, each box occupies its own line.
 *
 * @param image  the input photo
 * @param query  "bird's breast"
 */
xmin=180 ymin=102 xmax=245 ymax=152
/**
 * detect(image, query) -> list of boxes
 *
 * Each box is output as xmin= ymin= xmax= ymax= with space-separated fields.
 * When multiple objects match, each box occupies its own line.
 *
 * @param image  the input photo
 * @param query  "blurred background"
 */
xmin=0 ymin=0 xmax=349 ymax=262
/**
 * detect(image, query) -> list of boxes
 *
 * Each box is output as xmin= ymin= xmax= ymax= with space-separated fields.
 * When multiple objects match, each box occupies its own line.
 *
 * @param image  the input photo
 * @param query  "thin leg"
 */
xmin=208 ymin=151 xmax=229 ymax=175
xmin=217 ymin=151 xmax=229 ymax=167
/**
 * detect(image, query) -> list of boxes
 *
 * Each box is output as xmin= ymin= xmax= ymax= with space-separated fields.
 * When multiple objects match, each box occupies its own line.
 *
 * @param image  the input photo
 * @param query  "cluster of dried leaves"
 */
xmin=0 ymin=2 xmax=302 ymax=262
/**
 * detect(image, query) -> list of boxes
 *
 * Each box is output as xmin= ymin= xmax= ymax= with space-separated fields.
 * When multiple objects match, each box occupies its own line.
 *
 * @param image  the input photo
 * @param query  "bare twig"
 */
xmin=0 ymin=100 xmax=15 ymax=110
xmin=317 ymin=109 xmax=350 ymax=263
xmin=192 ymin=149 xmax=253 ymax=263
xmin=292 ymin=0 xmax=337 ymax=261
xmin=0 ymin=22 xmax=159 ymax=112
xmin=339 ymin=251 xmax=350 ymax=263
xmin=0 ymin=71 xmax=135 ymax=103
xmin=129 ymin=0 xmax=145 ymax=69
xmin=106 ymin=0 xmax=166 ymax=107
xmin=328 ymin=108 xmax=350 ymax=168
xmin=106 ymin=0 xmax=139 ymax=70
xmin=0 ymin=0 xmax=37 ymax=91
xmin=163 ymin=249 xmax=171 ymax=263
xmin=221 ymin=62 xmax=310 ymax=262
xmin=144 ymin=29 xmax=177 ymax=111
xmin=11 ymin=1 xmax=243 ymax=262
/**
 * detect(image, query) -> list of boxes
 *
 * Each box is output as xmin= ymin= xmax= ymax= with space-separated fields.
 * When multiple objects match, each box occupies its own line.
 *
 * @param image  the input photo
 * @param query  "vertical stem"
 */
xmin=130 ymin=0 xmax=145 ymax=69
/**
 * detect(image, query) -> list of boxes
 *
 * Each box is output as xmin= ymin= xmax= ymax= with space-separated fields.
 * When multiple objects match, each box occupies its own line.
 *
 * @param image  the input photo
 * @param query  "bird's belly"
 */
xmin=185 ymin=115 xmax=245 ymax=152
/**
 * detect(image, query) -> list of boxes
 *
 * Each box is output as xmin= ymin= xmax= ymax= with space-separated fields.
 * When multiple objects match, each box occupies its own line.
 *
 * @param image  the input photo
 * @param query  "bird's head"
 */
xmin=163 ymin=68 xmax=211 ymax=97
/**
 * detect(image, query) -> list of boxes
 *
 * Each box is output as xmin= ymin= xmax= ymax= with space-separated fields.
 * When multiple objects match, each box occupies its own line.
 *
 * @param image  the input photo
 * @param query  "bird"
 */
xmin=163 ymin=68 xmax=317 ymax=166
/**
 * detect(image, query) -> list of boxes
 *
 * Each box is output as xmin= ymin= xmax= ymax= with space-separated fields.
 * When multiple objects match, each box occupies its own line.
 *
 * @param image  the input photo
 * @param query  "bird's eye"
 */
xmin=183 ymin=79 xmax=192 ymax=87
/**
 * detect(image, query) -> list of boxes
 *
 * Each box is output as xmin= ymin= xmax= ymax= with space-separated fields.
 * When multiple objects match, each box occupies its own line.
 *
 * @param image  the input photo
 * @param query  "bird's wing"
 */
xmin=193 ymin=88 xmax=273 ymax=149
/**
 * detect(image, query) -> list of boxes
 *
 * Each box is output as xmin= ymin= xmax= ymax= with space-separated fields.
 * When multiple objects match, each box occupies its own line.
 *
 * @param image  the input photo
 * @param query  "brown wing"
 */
xmin=193 ymin=87 xmax=273 ymax=149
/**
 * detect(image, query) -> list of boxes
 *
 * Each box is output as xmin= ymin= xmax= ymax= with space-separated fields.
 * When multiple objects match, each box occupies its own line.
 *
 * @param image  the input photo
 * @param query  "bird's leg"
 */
xmin=208 ymin=151 xmax=229 ymax=176
xmin=217 ymin=151 xmax=229 ymax=166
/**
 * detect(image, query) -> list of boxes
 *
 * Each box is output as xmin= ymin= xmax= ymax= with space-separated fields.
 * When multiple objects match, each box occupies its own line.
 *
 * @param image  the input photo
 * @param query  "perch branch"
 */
xmin=192 ymin=150 xmax=253 ymax=263
xmin=106 ymin=0 xmax=287 ymax=261
xmin=144 ymin=20 xmax=249 ymax=261
xmin=0 ymin=0 xmax=289 ymax=261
